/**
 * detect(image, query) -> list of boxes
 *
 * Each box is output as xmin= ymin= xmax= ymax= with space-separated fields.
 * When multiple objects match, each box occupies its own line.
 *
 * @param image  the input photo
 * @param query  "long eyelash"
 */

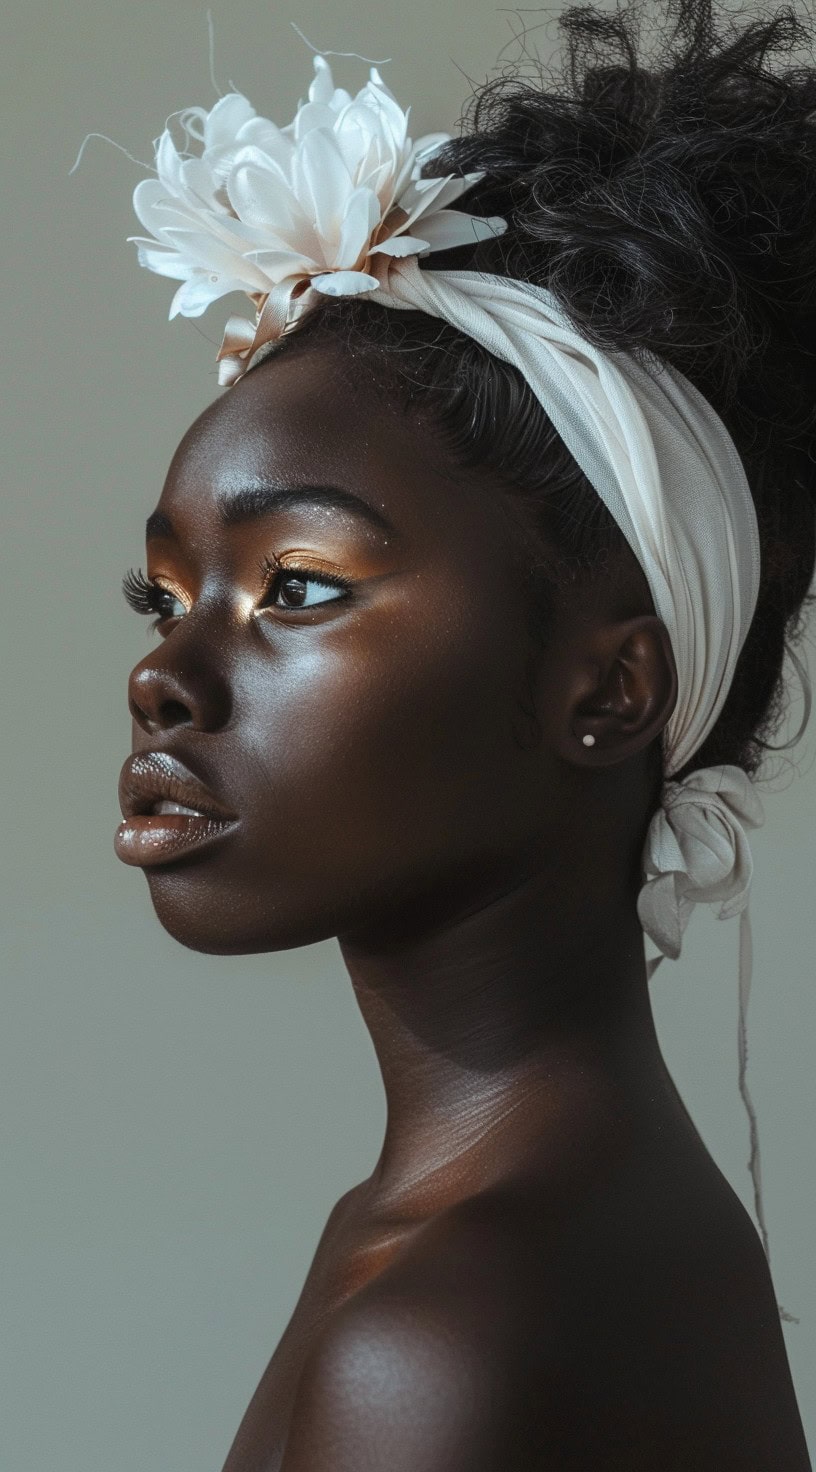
xmin=121 ymin=568 xmax=183 ymax=636
xmin=257 ymin=553 xmax=353 ymax=598
xmin=122 ymin=567 xmax=165 ymax=616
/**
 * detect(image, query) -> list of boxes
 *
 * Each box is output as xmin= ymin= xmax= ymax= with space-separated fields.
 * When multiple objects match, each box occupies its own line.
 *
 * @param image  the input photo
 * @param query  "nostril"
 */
xmin=159 ymin=699 xmax=193 ymax=728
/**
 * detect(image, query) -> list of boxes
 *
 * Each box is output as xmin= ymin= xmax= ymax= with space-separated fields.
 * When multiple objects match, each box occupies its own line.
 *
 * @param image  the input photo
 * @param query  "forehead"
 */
xmin=157 ymin=342 xmax=461 ymax=531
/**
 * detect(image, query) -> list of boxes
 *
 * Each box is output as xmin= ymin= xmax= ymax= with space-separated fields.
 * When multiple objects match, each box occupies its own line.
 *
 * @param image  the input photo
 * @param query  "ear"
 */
xmin=555 ymin=614 xmax=678 ymax=769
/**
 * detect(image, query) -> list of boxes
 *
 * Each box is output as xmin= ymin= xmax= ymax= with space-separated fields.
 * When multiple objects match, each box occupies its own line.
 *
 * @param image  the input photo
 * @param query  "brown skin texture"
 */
xmin=120 ymin=343 xmax=810 ymax=1470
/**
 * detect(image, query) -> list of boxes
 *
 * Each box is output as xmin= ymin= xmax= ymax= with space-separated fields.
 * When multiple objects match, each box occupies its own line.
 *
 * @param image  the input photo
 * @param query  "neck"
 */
xmin=338 ymin=857 xmax=675 ymax=1223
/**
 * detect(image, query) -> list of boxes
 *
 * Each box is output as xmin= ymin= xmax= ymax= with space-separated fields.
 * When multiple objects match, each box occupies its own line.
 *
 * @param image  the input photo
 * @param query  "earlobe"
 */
xmin=566 ymin=615 xmax=678 ymax=766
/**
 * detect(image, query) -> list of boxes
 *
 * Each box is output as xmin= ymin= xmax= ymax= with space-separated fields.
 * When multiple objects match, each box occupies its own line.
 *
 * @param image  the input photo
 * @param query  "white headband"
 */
xmin=370 ymin=255 xmax=766 ymax=964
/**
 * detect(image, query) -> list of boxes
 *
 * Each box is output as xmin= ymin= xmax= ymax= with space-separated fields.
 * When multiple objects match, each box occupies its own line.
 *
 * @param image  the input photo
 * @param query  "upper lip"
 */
xmin=118 ymin=751 xmax=238 ymax=822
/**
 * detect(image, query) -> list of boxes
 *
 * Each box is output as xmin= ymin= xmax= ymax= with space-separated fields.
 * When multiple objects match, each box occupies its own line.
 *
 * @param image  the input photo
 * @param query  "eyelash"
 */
xmin=121 ymin=558 xmax=353 ymax=631
xmin=121 ymin=569 xmax=181 ymax=632
xmin=257 ymin=553 xmax=353 ymax=606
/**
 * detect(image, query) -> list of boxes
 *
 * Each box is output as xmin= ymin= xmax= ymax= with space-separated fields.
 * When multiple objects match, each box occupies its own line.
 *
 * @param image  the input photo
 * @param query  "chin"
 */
xmin=142 ymin=868 xmax=341 ymax=956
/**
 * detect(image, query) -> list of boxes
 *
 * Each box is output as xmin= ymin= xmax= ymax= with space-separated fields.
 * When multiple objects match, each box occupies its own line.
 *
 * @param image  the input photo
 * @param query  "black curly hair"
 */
xmin=251 ymin=0 xmax=816 ymax=786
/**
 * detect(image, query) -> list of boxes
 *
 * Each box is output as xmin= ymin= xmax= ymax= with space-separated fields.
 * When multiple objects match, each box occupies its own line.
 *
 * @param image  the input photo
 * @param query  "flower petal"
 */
xmin=356 ymin=156 xmax=394 ymax=203
xmin=308 ymin=54 xmax=337 ymax=107
xmin=293 ymin=128 xmax=353 ymax=246
xmin=368 ymin=233 xmax=430 ymax=257
xmin=227 ymin=161 xmax=300 ymax=235
xmin=334 ymin=187 xmax=381 ymax=267
xmin=203 ymin=92 xmax=257 ymax=149
xmin=234 ymin=116 xmax=294 ymax=172
xmin=310 ymin=269 xmax=380 ymax=296
xmin=292 ymin=100 xmax=343 ymax=142
xmin=243 ymin=248 xmax=318 ymax=283
xmin=178 ymin=155 xmax=228 ymax=212
xmin=159 ymin=227 xmax=268 ymax=287
xmin=356 ymin=74 xmax=409 ymax=154
xmin=129 ymin=238 xmax=192 ymax=279
xmin=131 ymin=179 xmax=200 ymax=238
xmin=155 ymin=128 xmax=187 ymax=197
xmin=417 ymin=209 xmax=507 ymax=251
xmin=175 ymin=105 xmax=209 ymax=150
xmin=394 ymin=173 xmax=462 ymax=229
xmin=410 ymin=132 xmax=450 ymax=170
xmin=169 ymin=272 xmax=232 ymax=318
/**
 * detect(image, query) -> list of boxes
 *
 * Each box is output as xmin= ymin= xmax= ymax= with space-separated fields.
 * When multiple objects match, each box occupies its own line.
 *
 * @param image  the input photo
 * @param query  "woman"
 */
xmin=112 ymin=0 xmax=813 ymax=1464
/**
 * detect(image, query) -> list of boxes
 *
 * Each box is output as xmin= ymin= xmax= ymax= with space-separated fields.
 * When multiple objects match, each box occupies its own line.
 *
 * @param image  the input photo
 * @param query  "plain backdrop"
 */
xmin=1 ymin=1 xmax=814 ymax=1467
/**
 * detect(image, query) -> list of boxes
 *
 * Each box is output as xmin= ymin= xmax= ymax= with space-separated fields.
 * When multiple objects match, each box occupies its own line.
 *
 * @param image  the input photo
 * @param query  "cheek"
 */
xmin=234 ymin=585 xmax=532 ymax=885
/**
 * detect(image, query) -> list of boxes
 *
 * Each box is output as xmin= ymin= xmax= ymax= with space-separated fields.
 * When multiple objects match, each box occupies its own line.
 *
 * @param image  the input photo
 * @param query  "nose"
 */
xmin=128 ymin=647 xmax=232 ymax=735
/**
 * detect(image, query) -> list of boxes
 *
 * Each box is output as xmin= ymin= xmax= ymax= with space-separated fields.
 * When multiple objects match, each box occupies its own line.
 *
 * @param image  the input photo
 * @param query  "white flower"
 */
xmin=128 ymin=54 xmax=507 ymax=325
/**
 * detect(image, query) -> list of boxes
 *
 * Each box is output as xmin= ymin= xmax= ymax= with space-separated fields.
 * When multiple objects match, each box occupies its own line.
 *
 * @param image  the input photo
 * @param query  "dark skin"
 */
xmin=119 ymin=342 xmax=810 ymax=1471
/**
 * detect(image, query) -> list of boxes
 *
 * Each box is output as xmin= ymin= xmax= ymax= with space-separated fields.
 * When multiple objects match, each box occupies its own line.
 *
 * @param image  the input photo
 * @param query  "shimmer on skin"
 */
xmin=119 ymin=342 xmax=809 ymax=1471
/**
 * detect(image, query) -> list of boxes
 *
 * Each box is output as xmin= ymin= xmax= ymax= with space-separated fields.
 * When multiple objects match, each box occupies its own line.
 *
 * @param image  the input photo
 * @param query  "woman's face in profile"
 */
xmin=116 ymin=343 xmax=564 ymax=955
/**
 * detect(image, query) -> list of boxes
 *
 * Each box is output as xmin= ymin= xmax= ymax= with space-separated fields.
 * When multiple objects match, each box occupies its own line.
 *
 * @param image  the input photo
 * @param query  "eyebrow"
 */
xmin=145 ymin=482 xmax=397 ymax=541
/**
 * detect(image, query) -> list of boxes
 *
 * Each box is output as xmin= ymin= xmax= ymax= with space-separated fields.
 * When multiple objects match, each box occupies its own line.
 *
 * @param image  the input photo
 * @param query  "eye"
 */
xmin=121 ymin=568 xmax=187 ymax=630
xmin=258 ymin=555 xmax=352 ymax=611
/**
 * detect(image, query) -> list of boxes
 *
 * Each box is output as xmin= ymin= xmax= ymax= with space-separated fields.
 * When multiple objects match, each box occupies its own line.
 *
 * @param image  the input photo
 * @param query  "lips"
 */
xmin=118 ymin=751 xmax=237 ymax=822
xmin=115 ymin=751 xmax=238 ymax=868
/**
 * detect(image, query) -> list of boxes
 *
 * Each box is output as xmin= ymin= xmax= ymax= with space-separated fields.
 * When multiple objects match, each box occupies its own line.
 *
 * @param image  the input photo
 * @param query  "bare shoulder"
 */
xmin=280 ymin=1176 xmax=810 ymax=1471
xmin=279 ymin=1191 xmax=533 ymax=1472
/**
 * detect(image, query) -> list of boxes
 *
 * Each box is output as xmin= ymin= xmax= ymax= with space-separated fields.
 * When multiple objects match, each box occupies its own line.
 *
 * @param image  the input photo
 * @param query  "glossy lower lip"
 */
xmin=114 ymin=812 xmax=238 ymax=868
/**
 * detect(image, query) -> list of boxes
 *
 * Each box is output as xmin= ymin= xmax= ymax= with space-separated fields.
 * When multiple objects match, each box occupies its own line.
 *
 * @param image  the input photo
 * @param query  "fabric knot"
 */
xmin=637 ymin=763 xmax=765 ymax=961
xmin=215 ymin=278 xmax=315 ymax=387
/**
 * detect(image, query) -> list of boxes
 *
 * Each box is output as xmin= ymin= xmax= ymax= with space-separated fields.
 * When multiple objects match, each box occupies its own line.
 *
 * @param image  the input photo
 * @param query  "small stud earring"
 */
xmin=582 ymin=733 xmax=596 ymax=747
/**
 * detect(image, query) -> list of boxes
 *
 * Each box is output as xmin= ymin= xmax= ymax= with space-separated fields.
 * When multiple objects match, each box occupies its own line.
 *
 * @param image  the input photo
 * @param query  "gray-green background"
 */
xmin=2 ymin=2 xmax=813 ymax=1467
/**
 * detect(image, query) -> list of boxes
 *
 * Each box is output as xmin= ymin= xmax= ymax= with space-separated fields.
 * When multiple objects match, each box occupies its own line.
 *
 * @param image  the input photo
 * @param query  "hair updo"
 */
xmin=252 ymin=0 xmax=816 ymax=785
